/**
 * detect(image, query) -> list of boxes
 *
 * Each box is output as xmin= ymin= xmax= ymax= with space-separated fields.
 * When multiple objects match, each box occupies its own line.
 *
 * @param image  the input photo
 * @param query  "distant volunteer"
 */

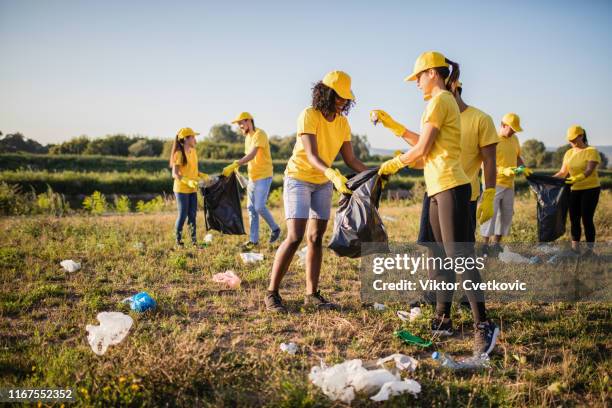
xmin=222 ymin=113 xmax=281 ymax=248
xmin=170 ymin=127 xmax=209 ymax=247
xmin=480 ymin=113 xmax=532 ymax=253
xmin=553 ymin=125 xmax=601 ymax=254
xmin=265 ymin=71 xmax=368 ymax=313
xmin=374 ymin=51 xmax=499 ymax=356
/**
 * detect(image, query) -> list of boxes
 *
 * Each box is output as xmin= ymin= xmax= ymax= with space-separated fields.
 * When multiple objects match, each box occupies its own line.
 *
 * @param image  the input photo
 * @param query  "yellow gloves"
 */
xmin=181 ymin=178 xmax=198 ymax=189
xmin=222 ymin=161 xmax=240 ymax=177
xmin=476 ymin=188 xmax=495 ymax=224
xmin=566 ymin=173 xmax=585 ymax=184
xmin=324 ymin=168 xmax=352 ymax=195
xmin=198 ymin=172 xmax=210 ymax=182
xmin=499 ymin=167 xmax=516 ymax=177
xmin=370 ymin=110 xmax=407 ymax=137
xmin=522 ymin=167 xmax=533 ymax=177
xmin=378 ymin=156 xmax=406 ymax=176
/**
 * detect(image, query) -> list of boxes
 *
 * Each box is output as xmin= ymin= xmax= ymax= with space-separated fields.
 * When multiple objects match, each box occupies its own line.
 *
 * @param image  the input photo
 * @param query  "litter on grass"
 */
xmin=86 ymin=312 xmax=133 ymax=355
xmin=370 ymin=379 xmax=421 ymax=402
xmin=132 ymin=242 xmax=144 ymax=250
xmin=394 ymin=330 xmax=432 ymax=348
xmin=309 ymin=358 xmax=421 ymax=404
xmin=397 ymin=307 xmax=422 ymax=322
xmin=381 ymin=215 xmax=397 ymax=222
xmin=60 ymin=260 xmax=81 ymax=272
xmin=280 ymin=342 xmax=298 ymax=355
xmin=212 ymin=270 xmax=241 ymax=289
xmin=297 ymin=246 xmax=308 ymax=265
xmin=373 ymin=302 xmax=386 ymax=311
xmin=376 ymin=353 xmax=418 ymax=372
xmin=431 ymin=351 xmax=491 ymax=370
xmin=122 ymin=292 xmax=156 ymax=312
xmin=240 ymin=252 xmax=264 ymax=263
xmin=498 ymin=246 xmax=531 ymax=264
xmin=204 ymin=233 xmax=213 ymax=244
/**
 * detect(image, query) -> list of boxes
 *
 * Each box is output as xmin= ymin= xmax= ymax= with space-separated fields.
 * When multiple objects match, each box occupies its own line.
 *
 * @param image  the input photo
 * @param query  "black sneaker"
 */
xmin=269 ymin=228 xmax=281 ymax=244
xmin=474 ymin=320 xmax=500 ymax=356
xmin=242 ymin=241 xmax=258 ymax=251
xmin=264 ymin=291 xmax=287 ymax=313
xmin=431 ymin=317 xmax=454 ymax=336
xmin=304 ymin=290 xmax=337 ymax=310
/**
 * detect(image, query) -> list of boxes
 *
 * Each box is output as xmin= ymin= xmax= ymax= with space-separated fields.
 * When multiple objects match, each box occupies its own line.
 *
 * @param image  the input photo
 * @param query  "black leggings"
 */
xmin=428 ymin=183 xmax=486 ymax=323
xmin=569 ymin=187 xmax=600 ymax=243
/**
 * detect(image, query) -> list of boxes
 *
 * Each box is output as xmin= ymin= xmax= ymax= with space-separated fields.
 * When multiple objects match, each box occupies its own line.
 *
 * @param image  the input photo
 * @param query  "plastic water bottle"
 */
xmin=432 ymin=352 xmax=490 ymax=370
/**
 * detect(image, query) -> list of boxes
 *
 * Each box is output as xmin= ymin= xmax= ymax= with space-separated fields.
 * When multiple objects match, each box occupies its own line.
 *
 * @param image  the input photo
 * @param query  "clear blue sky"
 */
xmin=1 ymin=0 xmax=611 ymax=150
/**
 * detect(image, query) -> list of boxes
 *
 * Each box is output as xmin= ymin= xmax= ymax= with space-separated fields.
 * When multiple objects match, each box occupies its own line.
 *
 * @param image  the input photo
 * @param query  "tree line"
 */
xmin=0 ymin=128 xmax=608 ymax=168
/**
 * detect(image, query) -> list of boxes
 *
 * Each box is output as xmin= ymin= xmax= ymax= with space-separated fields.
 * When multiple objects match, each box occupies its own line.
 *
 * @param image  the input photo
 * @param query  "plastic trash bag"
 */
xmin=201 ymin=174 xmax=246 ymax=235
xmin=60 ymin=260 xmax=80 ymax=272
xmin=397 ymin=307 xmax=422 ymax=322
xmin=498 ymin=246 xmax=531 ymax=264
xmin=123 ymin=292 xmax=156 ymax=312
xmin=328 ymin=169 xmax=389 ymax=258
xmin=526 ymin=174 xmax=570 ymax=242
xmin=370 ymin=379 xmax=421 ymax=401
xmin=240 ymin=252 xmax=263 ymax=263
xmin=212 ymin=270 xmax=241 ymax=289
xmin=86 ymin=312 xmax=133 ymax=355
xmin=280 ymin=342 xmax=298 ymax=355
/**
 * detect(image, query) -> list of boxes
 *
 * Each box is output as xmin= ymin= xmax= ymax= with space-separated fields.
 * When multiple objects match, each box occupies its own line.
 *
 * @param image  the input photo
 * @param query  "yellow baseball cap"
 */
xmin=177 ymin=127 xmax=200 ymax=140
xmin=231 ymin=112 xmax=254 ymax=123
xmin=566 ymin=125 xmax=585 ymax=142
xmin=502 ymin=113 xmax=523 ymax=133
xmin=322 ymin=70 xmax=354 ymax=100
xmin=404 ymin=51 xmax=449 ymax=82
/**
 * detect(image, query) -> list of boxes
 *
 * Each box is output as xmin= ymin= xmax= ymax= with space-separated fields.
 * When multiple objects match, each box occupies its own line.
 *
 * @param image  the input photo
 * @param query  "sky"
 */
xmin=1 ymin=0 xmax=611 ymax=150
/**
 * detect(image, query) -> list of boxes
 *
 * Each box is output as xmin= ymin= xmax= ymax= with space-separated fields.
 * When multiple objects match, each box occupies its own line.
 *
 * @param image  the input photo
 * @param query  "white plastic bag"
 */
xmin=397 ymin=307 xmax=422 ymax=322
xmin=60 ymin=260 xmax=81 ymax=272
xmin=297 ymin=246 xmax=308 ymax=266
xmin=85 ymin=312 xmax=133 ymax=355
xmin=373 ymin=303 xmax=386 ymax=311
xmin=376 ymin=353 xmax=418 ymax=372
xmin=280 ymin=342 xmax=298 ymax=355
xmin=498 ymin=246 xmax=530 ymax=264
xmin=370 ymin=379 xmax=422 ymax=401
xmin=240 ymin=252 xmax=264 ymax=263
xmin=204 ymin=233 xmax=213 ymax=244
xmin=212 ymin=270 xmax=241 ymax=289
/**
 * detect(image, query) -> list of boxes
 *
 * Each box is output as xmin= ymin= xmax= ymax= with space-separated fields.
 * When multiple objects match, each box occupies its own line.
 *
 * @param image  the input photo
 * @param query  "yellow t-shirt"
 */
xmin=172 ymin=148 xmax=198 ymax=194
xmin=420 ymin=90 xmax=470 ymax=196
xmin=245 ymin=128 xmax=273 ymax=181
xmin=460 ymin=106 xmax=499 ymax=201
xmin=563 ymin=146 xmax=601 ymax=191
xmin=495 ymin=134 xmax=521 ymax=189
xmin=285 ymin=107 xmax=351 ymax=184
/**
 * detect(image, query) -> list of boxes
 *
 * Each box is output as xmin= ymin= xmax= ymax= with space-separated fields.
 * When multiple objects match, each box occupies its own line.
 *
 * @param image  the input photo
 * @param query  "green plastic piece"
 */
xmin=394 ymin=329 xmax=433 ymax=348
xmin=514 ymin=165 xmax=526 ymax=175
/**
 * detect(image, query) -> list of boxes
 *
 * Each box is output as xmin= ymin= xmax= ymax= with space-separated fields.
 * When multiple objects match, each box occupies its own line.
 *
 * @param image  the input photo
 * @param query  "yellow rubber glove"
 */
xmin=476 ymin=188 xmax=495 ymax=224
xmin=522 ymin=167 xmax=533 ymax=177
xmin=370 ymin=110 xmax=407 ymax=137
xmin=181 ymin=178 xmax=198 ymax=189
xmin=324 ymin=168 xmax=352 ymax=195
xmin=499 ymin=167 xmax=516 ymax=177
xmin=378 ymin=156 xmax=406 ymax=176
xmin=566 ymin=173 xmax=586 ymax=184
xmin=198 ymin=172 xmax=210 ymax=182
xmin=221 ymin=160 xmax=240 ymax=177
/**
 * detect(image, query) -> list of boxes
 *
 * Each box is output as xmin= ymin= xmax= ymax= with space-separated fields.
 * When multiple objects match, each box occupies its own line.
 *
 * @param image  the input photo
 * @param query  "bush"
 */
xmin=34 ymin=186 xmax=69 ymax=216
xmin=114 ymin=195 xmax=131 ymax=213
xmin=0 ymin=182 xmax=28 ymax=215
xmin=136 ymin=196 xmax=165 ymax=213
xmin=83 ymin=191 xmax=108 ymax=215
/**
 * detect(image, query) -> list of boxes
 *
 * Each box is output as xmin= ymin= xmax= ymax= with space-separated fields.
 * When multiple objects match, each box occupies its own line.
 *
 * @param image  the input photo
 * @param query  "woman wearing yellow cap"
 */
xmin=480 ymin=113 xmax=532 ymax=253
xmin=554 ymin=125 xmax=601 ymax=253
xmin=170 ymin=127 xmax=208 ymax=247
xmin=265 ymin=70 xmax=368 ymax=312
xmin=375 ymin=51 xmax=499 ymax=356
xmin=221 ymin=112 xmax=280 ymax=248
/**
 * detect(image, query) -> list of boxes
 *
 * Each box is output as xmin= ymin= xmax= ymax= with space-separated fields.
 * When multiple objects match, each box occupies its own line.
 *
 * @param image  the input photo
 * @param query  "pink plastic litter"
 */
xmin=212 ymin=270 xmax=241 ymax=289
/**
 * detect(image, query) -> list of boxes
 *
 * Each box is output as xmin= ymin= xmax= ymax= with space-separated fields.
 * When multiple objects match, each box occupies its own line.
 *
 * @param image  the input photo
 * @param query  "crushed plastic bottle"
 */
xmin=60 ymin=260 xmax=81 ymax=273
xmin=86 ymin=312 xmax=133 ymax=355
xmin=122 ymin=292 xmax=156 ymax=312
xmin=240 ymin=252 xmax=264 ymax=263
xmin=280 ymin=342 xmax=298 ymax=355
xmin=431 ymin=351 xmax=491 ymax=370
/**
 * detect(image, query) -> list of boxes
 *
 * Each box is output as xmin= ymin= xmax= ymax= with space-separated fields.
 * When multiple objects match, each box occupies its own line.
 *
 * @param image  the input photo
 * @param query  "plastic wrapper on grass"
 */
xmin=85 ymin=312 xmax=133 ymax=355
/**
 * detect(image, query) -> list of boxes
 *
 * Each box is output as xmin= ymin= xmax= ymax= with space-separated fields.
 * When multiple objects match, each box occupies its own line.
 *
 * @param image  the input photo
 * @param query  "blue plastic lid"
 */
xmin=432 ymin=351 xmax=440 ymax=359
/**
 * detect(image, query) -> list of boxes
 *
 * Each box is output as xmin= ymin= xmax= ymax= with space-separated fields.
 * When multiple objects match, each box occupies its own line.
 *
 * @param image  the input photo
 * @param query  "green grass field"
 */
xmin=1 ymin=193 xmax=610 ymax=406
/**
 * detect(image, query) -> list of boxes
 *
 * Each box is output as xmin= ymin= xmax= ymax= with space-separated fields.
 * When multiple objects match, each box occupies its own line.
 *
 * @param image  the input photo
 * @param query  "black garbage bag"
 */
xmin=526 ymin=174 xmax=570 ymax=242
xmin=201 ymin=173 xmax=245 ymax=235
xmin=328 ymin=169 xmax=389 ymax=258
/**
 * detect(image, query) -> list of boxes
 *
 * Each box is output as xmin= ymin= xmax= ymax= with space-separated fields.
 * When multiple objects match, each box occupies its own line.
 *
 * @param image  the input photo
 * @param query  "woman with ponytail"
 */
xmin=372 ymin=51 xmax=499 ymax=356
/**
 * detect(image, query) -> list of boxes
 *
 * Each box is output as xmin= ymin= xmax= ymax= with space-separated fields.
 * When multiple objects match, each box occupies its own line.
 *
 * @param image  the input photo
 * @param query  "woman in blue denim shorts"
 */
xmin=264 ymin=71 xmax=368 ymax=312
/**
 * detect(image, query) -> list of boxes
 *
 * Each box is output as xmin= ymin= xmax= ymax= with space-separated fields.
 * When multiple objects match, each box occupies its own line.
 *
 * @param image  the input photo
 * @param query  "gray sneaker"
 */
xmin=304 ymin=290 xmax=337 ymax=310
xmin=264 ymin=291 xmax=287 ymax=313
xmin=474 ymin=321 xmax=500 ymax=356
xmin=269 ymin=228 xmax=281 ymax=244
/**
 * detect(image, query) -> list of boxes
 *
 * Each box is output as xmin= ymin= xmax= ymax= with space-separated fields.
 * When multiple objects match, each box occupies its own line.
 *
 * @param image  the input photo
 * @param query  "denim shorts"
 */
xmin=283 ymin=177 xmax=333 ymax=220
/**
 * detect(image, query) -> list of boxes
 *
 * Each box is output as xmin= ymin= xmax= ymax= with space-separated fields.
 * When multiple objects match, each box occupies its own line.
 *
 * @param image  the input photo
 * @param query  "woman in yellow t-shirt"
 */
xmin=170 ymin=127 xmax=208 ymax=247
xmin=375 ymin=51 xmax=499 ymax=356
xmin=265 ymin=70 xmax=368 ymax=313
xmin=554 ymin=125 xmax=601 ymax=253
